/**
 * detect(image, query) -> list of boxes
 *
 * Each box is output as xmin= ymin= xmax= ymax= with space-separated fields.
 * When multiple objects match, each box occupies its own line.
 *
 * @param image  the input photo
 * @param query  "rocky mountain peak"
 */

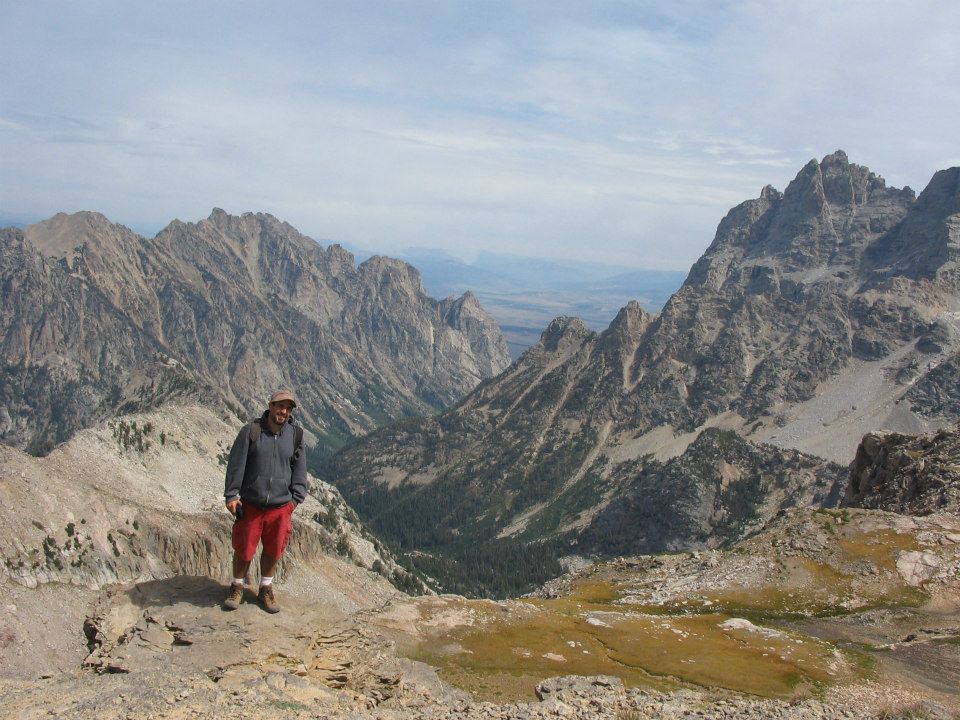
xmin=25 ymin=211 xmax=140 ymax=261
xmin=184 ymin=208 xmax=309 ymax=261
xmin=324 ymin=243 xmax=356 ymax=275
xmin=754 ymin=151 xmax=909 ymax=270
xmin=759 ymin=184 xmax=783 ymax=203
xmin=359 ymin=255 xmax=427 ymax=297
xmin=439 ymin=290 xmax=482 ymax=321
xmin=439 ymin=291 xmax=512 ymax=377
xmin=866 ymin=165 xmax=960 ymax=281
xmin=818 ymin=149 xmax=891 ymax=206
xmin=538 ymin=315 xmax=593 ymax=354
xmin=0 ymin=210 xmax=511 ymax=454
xmin=686 ymin=152 xmax=917 ymax=291
xmin=782 ymin=150 xmax=882 ymax=210
xmin=599 ymin=300 xmax=652 ymax=354
xmin=608 ymin=300 xmax=649 ymax=331
xmin=919 ymin=166 xmax=960 ymax=212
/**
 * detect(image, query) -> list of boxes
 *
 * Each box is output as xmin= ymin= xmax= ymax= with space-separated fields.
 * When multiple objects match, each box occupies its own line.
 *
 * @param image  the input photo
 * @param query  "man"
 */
xmin=223 ymin=390 xmax=308 ymax=613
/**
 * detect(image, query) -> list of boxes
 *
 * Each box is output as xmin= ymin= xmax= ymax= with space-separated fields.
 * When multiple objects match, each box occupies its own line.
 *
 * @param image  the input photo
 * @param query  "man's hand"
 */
xmin=226 ymin=499 xmax=241 ymax=516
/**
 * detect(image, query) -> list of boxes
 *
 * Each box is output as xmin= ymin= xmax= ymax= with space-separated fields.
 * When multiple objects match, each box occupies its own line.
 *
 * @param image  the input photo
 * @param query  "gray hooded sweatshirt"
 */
xmin=224 ymin=414 xmax=308 ymax=508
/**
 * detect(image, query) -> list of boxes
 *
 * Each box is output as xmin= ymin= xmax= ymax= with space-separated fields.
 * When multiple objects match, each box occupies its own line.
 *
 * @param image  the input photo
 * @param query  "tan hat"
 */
xmin=269 ymin=390 xmax=298 ymax=408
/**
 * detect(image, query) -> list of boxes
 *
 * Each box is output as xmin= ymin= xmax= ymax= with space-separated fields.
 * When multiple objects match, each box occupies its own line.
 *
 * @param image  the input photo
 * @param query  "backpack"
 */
xmin=248 ymin=418 xmax=304 ymax=462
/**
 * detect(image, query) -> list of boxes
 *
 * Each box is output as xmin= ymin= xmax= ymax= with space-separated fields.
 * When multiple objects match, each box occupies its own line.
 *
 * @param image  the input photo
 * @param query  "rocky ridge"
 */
xmin=0 ymin=403 xmax=422 ymax=679
xmin=846 ymin=424 xmax=960 ymax=515
xmin=0 ymin=209 xmax=510 ymax=455
xmin=326 ymin=152 xmax=960 ymax=594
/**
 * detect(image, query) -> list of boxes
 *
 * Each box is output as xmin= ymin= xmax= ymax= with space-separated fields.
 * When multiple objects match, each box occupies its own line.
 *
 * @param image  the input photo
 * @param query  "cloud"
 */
xmin=1 ymin=1 xmax=958 ymax=271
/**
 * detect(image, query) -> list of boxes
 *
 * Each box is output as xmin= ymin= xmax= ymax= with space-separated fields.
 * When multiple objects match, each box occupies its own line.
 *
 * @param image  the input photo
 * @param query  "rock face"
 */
xmin=579 ymin=429 xmax=844 ymax=555
xmin=866 ymin=166 xmax=960 ymax=281
xmin=0 ymin=210 xmax=510 ymax=454
xmin=327 ymin=153 xmax=960 ymax=595
xmin=637 ymin=151 xmax=927 ymax=429
xmin=845 ymin=425 xmax=960 ymax=514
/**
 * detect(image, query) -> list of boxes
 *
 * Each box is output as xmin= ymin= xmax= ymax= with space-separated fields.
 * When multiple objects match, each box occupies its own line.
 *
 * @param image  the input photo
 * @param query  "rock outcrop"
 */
xmin=845 ymin=425 xmax=960 ymax=514
xmin=0 ymin=210 xmax=511 ymax=455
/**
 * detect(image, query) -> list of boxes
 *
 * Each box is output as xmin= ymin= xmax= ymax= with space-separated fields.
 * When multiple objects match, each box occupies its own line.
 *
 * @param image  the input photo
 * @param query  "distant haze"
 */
xmin=2 ymin=2 xmax=958 ymax=270
xmin=387 ymin=248 xmax=687 ymax=357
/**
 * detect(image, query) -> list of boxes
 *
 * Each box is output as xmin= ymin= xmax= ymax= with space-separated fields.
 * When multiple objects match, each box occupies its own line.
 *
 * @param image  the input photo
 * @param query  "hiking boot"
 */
xmin=223 ymin=583 xmax=244 ymax=610
xmin=258 ymin=584 xmax=280 ymax=613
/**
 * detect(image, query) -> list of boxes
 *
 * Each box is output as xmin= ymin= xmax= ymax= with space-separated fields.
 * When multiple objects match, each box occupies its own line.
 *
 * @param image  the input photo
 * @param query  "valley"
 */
xmin=328 ymin=152 xmax=960 ymax=599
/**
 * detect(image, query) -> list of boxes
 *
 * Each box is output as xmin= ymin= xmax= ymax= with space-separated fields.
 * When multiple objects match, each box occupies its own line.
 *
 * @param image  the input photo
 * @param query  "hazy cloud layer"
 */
xmin=2 ymin=1 xmax=958 ymax=269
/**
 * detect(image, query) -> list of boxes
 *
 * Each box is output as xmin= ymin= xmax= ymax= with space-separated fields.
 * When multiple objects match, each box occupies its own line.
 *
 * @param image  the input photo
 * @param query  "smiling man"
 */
xmin=223 ymin=390 xmax=308 ymax=613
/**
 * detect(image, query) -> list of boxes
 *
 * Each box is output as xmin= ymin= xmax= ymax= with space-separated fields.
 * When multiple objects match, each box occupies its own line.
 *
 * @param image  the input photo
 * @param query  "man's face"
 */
xmin=269 ymin=400 xmax=295 ymax=426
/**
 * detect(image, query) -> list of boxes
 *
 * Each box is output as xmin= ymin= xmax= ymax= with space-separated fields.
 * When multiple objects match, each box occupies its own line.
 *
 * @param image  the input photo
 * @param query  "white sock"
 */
xmin=232 ymin=577 xmax=245 ymax=586
xmin=260 ymin=576 xmax=273 ymax=587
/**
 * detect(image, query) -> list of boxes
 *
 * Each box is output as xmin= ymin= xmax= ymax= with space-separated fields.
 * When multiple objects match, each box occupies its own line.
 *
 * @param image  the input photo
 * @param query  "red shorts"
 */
xmin=231 ymin=501 xmax=294 ymax=562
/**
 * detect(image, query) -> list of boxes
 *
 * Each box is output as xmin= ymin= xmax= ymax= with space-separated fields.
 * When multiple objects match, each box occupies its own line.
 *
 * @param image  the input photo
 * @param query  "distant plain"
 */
xmin=363 ymin=246 xmax=687 ymax=357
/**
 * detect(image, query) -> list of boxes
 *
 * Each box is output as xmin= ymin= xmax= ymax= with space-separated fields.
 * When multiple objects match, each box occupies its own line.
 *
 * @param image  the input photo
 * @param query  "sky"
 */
xmin=2 ymin=1 xmax=958 ymax=271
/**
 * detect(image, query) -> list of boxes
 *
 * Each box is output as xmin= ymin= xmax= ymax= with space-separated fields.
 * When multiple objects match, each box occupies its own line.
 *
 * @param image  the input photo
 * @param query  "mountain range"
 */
xmin=0 ymin=209 xmax=510 ymax=455
xmin=326 ymin=151 xmax=960 ymax=595
xmin=2 ymin=153 xmax=960 ymax=716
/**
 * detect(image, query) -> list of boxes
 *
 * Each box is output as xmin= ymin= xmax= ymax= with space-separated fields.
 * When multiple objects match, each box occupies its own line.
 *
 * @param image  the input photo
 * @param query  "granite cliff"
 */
xmin=0 ymin=210 xmax=510 ymax=455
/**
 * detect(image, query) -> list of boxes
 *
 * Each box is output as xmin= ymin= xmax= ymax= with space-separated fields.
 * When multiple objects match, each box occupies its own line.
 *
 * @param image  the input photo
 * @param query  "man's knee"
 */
xmin=232 ymin=521 xmax=263 ymax=562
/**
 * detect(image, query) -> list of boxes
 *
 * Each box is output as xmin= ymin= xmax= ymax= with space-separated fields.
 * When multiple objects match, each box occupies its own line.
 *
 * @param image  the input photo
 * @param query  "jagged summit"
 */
xmin=358 ymin=254 xmax=428 ymax=297
xmin=602 ymin=300 xmax=650 ymax=337
xmin=538 ymin=315 xmax=593 ymax=353
xmin=688 ymin=151 xmax=915 ymax=291
xmin=0 ymin=210 xmax=511 ymax=454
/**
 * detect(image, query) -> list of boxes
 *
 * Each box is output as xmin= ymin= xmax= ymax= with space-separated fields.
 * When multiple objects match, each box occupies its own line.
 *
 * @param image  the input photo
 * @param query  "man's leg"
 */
xmin=259 ymin=554 xmax=279 ymax=579
xmin=233 ymin=555 xmax=252 ymax=582
xmin=257 ymin=504 xmax=294 ymax=613
xmin=225 ymin=503 xmax=262 ymax=610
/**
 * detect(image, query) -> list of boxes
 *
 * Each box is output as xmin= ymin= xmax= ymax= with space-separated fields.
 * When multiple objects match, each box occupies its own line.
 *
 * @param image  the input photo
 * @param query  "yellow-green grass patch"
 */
xmin=407 ymin=599 xmax=863 ymax=702
xmin=836 ymin=528 xmax=920 ymax=571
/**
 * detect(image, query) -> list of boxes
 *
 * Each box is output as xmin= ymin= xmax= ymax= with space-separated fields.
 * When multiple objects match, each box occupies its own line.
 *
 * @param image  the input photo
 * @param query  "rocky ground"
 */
xmin=365 ymin=508 xmax=960 ymax=719
xmin=2 ymin=539 xmax=958 ymax=719
xmin=2 ymin=406 xmax=960 ymax=718
xmin=3 ymin=571 xmax=954 ymax=720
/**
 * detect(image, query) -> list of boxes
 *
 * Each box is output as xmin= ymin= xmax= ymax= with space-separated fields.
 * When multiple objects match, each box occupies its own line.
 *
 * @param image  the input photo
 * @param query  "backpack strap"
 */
xmin=248 ymin=418 xmax=303 ymax=462
xmin=293 ymin=425 xmax=303 ymax=462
